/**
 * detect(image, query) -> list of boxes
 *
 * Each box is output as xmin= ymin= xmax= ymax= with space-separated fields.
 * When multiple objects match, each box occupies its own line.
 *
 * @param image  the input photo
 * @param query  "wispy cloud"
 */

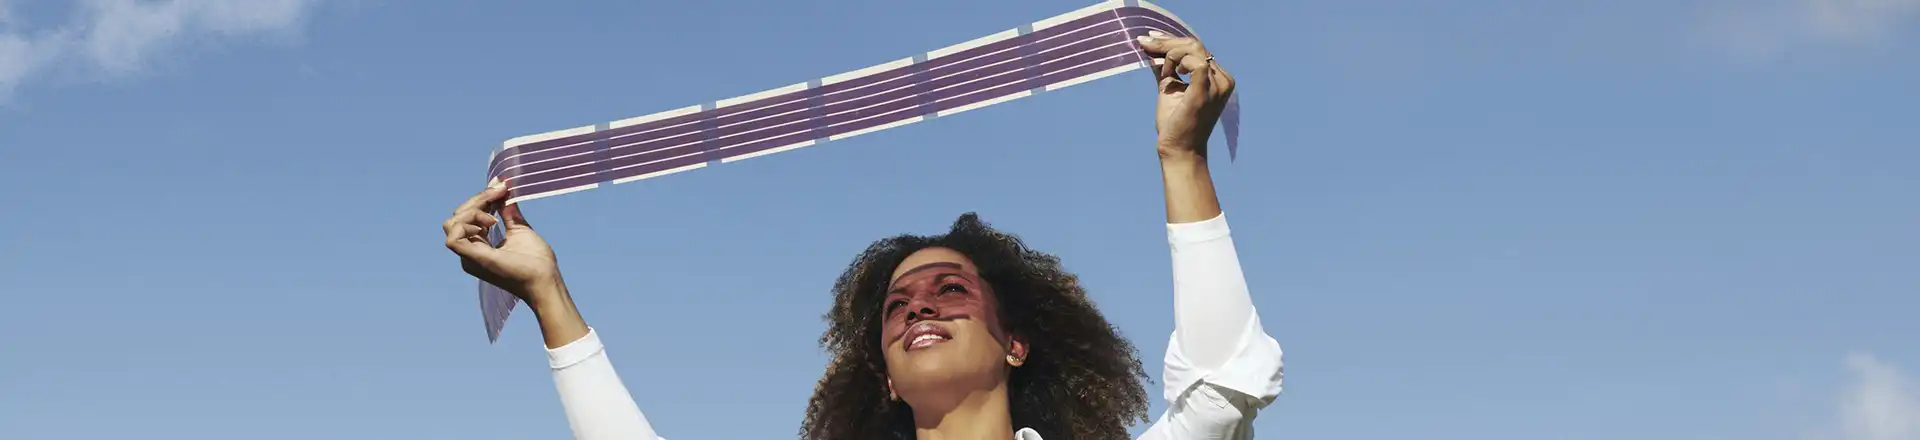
xmin=1699 ymin=0 xmax=1920 ymax=58
xmin=0 ymin=0 xmax=321 ymax=101
xmin=1826 ymin=352 xmax=1920 ymax=440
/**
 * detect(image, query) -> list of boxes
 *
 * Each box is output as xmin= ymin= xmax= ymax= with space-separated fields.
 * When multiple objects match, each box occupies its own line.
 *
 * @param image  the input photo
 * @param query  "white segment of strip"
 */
xmin=823 ymin=58 xmax=916 ymax=86
xmin=1035 ymin=1 xmax=1126 ymax=30
xmin=717 ymin=82 xmax=810 ymax=108
xmin=935 ymin=90 xmax=1034 ymax=118
xmin=503 ymin=125 xmax=595 ymax=149
xmin=610 ymin=105 xmax=702 ymax=129
xmin=829 ymin=116 xmax=928 ymax=141
xmin=722 ymin=139 xmax=818 ymax=163
xmin=927 ymin=28 xmax=1020 ymax=59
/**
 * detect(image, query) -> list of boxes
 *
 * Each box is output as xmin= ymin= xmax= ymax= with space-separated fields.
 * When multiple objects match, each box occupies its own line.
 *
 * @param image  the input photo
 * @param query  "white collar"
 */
xmin=1014 ymin=427 xmax=1044 ymax=440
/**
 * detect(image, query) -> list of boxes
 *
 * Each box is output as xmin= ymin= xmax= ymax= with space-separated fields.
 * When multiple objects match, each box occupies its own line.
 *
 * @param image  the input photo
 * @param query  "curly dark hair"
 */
xmin=799 ymin=212 xmax=1151 ymax=440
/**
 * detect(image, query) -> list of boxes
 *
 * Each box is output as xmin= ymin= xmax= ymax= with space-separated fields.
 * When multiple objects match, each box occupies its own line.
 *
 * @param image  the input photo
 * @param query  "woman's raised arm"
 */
xmin=1134 ymin=32 xmax=1284 ymax=440
xmin=444 ymin=182 xmax=664 ymax=440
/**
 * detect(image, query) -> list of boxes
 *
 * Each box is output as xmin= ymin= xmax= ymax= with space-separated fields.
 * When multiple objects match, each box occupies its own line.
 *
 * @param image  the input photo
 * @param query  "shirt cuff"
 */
xmin=1159 ymin=313 xmax=1286 ymax=408
xmin=1168 ymin=211 xmax=1231 ymax=245
xmin=547 ymin=327 xmax=606 ymax=370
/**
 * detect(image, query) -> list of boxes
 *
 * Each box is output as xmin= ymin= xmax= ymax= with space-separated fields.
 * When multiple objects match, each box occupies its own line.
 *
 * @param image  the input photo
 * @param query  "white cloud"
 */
xmin=0 ymin=0 xmax=321 ymax=100
xmin=1699 ymin=0 xmax=1920 ymax=58
xmin=1828 ymin=352 xmax=1920 ymax=440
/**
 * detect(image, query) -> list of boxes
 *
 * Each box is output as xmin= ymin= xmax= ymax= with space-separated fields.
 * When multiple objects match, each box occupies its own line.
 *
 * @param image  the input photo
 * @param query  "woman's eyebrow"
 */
xmin=888 ymin=262 xmax=966 ymax=288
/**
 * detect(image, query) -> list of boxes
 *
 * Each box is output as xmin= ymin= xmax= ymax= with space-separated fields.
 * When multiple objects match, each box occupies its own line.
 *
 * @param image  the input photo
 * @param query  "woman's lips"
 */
xmin=904 ymin=321 xmax=953 ymax=351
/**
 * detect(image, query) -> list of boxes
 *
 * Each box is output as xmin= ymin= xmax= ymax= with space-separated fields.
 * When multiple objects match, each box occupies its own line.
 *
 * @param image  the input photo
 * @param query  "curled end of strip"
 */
xmin=1223 ymin=93 xmax=1240 ymax=162
xmin=481 ymin=280 xmax=518 ymax=343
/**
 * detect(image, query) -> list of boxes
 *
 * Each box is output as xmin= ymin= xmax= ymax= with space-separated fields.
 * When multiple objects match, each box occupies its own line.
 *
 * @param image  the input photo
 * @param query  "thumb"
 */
xmin=501 ymin=202 xmax=533 ymax=230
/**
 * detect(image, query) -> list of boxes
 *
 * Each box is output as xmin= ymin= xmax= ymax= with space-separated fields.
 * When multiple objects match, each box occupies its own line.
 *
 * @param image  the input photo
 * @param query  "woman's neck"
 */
xmin=912 ymin=384 xmax=1015 ymax=440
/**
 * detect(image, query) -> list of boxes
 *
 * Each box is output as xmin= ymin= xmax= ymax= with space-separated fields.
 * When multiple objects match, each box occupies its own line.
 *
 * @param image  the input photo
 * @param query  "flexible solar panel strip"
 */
xmin=478 ymin=0 xmax=1238 ymax=342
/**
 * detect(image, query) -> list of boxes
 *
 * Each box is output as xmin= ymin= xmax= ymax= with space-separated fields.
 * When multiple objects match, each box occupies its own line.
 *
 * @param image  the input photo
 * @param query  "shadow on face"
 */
xmin=879 ymin=247 xmax=1026 ymax=404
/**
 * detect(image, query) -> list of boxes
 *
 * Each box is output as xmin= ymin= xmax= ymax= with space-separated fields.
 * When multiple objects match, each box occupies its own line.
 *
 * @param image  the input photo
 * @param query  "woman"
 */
xmin=442 ymin=34 xmax=1281 ymax=440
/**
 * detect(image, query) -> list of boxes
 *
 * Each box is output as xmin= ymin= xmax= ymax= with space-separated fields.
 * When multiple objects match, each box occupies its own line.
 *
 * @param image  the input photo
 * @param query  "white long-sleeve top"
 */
xmin=541 ymin=212 xmax=1284 ymax=439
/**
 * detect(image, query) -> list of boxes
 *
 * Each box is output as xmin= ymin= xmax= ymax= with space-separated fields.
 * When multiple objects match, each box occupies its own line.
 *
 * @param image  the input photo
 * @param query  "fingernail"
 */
xmin=1135 ymin=35 xmax=1150 ymax=44
xmin=487 ymin=178 xmax=505 ymax=189
xmin=1147 ymin=30 xmax=1168 ymax=38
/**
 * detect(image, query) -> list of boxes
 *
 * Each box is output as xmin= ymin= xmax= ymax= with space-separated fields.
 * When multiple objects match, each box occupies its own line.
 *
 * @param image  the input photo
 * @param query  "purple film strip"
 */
xmin=477 ymin=0 xmax=1238 ymax=342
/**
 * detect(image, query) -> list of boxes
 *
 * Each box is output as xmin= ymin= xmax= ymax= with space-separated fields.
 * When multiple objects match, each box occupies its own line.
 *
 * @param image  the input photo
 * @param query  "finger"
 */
xmin=1134 ymin=31 xmax=1187 ymax=55
xmin=1163 ymin=45 xmax=1202 ymax=77
xmin=1149 ymin=41 xmax=1192 ymax=77
xmin=1207 ymin=59 xmax=1235 ymax=99
xmin=1182 ymin=54 xmax=1212 ymax=105
xmin=468 ymin=209 xmax=499 ymax=231
xmin=454 ymin=179 xmax=509 ymax=215
xmin=443 ymin=208 xmax=495 ymax=237
xmin=446 ymin=221 xmax=490 ymax=257
xmin=1160 ymin=51 xmax=1179 ymax=80
xmin=1135 ymin=34 xmax=1169 ymax=56
xmin=1150 ymin=58 xmax=1178 ymax=87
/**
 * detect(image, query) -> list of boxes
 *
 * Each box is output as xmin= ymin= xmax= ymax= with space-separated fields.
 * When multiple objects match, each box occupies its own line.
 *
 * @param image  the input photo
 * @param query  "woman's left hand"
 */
xmin=1138 ymin=31 xmax=1235 ymax=160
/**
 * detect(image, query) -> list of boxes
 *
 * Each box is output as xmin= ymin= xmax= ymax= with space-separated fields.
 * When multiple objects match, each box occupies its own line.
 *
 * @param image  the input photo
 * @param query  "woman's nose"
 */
xmin=905 ymin=298 xmax=939 ymax=321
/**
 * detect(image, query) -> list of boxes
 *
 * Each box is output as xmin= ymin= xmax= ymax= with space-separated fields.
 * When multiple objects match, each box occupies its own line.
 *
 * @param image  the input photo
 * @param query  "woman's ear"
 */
xmin=1006 ymin=337 xmax=1029 ymax=367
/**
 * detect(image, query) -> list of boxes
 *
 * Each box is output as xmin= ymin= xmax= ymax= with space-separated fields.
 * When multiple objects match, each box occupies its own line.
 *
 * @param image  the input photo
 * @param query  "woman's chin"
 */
xmin=897 ymin=347 xmax=961 ymax=373
xmin=894 ymin=348 xmax=997 ymax=385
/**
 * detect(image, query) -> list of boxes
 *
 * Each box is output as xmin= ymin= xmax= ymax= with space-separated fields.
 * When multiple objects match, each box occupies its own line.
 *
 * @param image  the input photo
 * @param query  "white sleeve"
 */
xmin=546 ymin=327 xmax=667 ymax=440
xmin=1137 ymin=212 xmax=1285 ymax=440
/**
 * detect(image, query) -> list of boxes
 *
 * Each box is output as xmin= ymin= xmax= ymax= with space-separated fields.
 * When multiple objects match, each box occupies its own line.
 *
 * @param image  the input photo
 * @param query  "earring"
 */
xmin=1006 ymin=354 xmax=1025 ymax=367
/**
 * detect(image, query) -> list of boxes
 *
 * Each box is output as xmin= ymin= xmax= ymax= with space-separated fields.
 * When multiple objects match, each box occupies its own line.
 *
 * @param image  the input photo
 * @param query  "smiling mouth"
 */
xmin=904 ymin=322 xmax=952 ymax=351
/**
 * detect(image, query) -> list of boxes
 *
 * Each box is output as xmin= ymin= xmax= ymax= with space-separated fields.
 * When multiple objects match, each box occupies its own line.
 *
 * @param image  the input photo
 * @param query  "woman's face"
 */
xmin=879 ymin=247 xmax=1025 ymax=400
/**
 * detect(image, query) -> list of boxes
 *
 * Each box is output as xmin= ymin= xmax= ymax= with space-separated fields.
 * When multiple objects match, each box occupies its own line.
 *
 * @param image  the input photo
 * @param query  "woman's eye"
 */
xmin=886 ymin=299 xmax=907 ymax=312
xmin=940 ymin=283 xmax=965 ymax=294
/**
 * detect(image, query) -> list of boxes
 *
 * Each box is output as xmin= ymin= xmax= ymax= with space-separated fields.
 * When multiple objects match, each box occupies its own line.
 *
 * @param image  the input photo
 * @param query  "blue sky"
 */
xmin=2 ymin=0 xmax=1916 ymax=439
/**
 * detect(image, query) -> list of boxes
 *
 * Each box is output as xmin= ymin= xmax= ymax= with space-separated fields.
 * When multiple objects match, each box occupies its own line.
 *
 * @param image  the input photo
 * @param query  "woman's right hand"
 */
xmin=443 ymin=180 xmax=566 ymax=305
